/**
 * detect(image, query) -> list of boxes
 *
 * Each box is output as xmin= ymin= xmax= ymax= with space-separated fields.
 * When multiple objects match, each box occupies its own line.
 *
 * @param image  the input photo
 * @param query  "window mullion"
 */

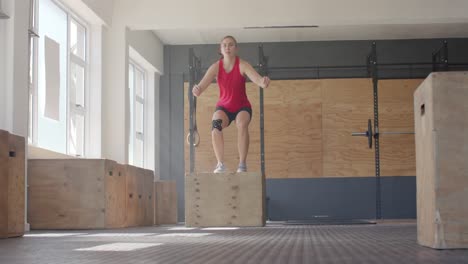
xmin=70 ymin=54 xmax=86 ymax=66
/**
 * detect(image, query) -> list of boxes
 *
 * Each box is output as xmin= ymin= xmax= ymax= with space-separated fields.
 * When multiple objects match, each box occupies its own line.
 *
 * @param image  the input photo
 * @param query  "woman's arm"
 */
xmin=240 ymin=59 xmax=270 ymax=88
xmin=192 ymin=63 xmax=218 ymax=97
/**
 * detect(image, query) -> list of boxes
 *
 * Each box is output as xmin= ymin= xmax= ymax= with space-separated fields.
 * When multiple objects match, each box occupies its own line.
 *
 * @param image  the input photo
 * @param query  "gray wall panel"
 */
xmin=160 ymin=38 xmax=468 ymax=222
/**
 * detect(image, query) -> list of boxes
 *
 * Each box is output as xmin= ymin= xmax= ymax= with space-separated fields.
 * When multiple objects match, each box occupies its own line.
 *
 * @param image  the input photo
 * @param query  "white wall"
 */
xmin=59 ymin=0 xmax=111 ymax=26
xmin=127 ymin=31 xmax=163 ymax=175
xmin=102 ymin=20 xmax=128 ymax=164
xmin=0 ymin=0 xmax=29 ymax=137
xmin=0 ymin=0 xmax=14 ymax=132
xmin=81 ymin=0 xmax=113 ymax=27
xmin=0 ymin=0 xmax=31 ymax=232
xmin=101 ymin=1 xmax=164 ymax=166
xmin=128 ymin=44 xmax=161 ymax=174
xmin=86 ymin=25 xmax=103 ymax=158
xmin=128 ymin=30 xmax=164 ymax=74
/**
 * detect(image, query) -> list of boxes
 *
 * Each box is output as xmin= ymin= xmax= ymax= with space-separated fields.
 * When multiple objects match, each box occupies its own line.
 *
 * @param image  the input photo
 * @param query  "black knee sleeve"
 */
xmin=212 ymin=119 xmax=223 ymax=131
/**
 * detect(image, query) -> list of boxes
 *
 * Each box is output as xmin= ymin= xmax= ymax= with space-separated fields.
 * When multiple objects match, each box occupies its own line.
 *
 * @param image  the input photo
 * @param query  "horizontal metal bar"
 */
xmin=201 ymin=62 xmax=468 ymax=74
xmin=352 ymin=132 xmax=368 ymax=136
xmin=379 ymin=132 xmax=414 ymax=135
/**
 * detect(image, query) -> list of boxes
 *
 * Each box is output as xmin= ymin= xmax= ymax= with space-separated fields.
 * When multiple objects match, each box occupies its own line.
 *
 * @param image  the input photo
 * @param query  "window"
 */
xmin=128 ymin=61 xmax=146 ymax=167
xmin=68 ymin=18 xmax=87 ymax=156
xmin=28 ymin=0 xmax=38 ymax=144
xmin=30 ymin=0 xmax=88 ymax=157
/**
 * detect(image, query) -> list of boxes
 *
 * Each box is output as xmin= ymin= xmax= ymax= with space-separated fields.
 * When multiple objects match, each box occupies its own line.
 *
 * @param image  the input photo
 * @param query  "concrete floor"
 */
xmin=1 ymin=222 xmax=467 ymax=264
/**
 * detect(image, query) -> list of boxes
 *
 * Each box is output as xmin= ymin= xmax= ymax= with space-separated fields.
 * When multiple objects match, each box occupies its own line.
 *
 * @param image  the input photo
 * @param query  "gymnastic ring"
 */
xmin=186 ymin=131 xmax=200 ymax=147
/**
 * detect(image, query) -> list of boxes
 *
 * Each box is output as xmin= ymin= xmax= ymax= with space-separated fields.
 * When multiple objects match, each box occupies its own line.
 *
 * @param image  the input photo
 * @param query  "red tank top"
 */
xmin=216 ymin=56 xmax=251 ymax=112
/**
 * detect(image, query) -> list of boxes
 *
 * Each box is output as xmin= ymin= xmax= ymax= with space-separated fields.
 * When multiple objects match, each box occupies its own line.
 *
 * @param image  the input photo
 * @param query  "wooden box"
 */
xmin=144 ymin=169 xmax=154 ymax=226
xmin=125 ymin=165 xmax=154 ymax=227
xmin=0 ymin=130 xmax=25 ymax=238
xmin=185 ymin=172 xmax=265 ymax=227
xmin=154 ymin=181 xmax=178 ymax=225
xmin=414 ymin=72 xmax=468 ymax=249
xmin=28 ymin=159 xmax=126 ymax=229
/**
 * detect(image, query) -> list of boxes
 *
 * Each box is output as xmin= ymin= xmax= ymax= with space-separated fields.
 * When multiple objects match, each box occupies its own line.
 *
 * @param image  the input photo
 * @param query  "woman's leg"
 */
xmin=212 ymin=110 xmax=230 ymax=166
xmin=235 ymin=111 xmax=251 ymax=168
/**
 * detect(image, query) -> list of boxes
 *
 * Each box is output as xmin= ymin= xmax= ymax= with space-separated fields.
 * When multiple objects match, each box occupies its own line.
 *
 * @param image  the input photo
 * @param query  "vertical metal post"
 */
xmin=258 ymin=45 xmax=266 ymax=178
xmin=188 ymin=48 xmax=195 ymax=173
xmin=443 ymin=40 xmax=449 ymax=71
xmin=369 ymin=42 xmax=382 ymax=220
xmin=432 ymin=40 xmax=449 ymax=72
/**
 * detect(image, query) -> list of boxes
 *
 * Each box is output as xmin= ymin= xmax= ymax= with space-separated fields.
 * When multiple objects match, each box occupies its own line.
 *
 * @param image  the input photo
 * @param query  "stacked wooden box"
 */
xmin=0 ymin=130 xmax=26 ymax=238
xmin=28 ymin=160 xmax=155 ymax=229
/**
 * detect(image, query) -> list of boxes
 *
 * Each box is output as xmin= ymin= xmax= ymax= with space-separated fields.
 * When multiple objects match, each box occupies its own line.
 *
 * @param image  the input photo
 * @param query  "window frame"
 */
xmin=29 ymin=0 xmax=90 ymax=157
xmin=128 ymin=59 xmax=147 ymax=167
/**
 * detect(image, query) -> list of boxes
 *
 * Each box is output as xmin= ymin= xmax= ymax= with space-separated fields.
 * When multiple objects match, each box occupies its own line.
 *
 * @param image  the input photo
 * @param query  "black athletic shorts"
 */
xmin=215 ymin=106 xmax=252 ymax=125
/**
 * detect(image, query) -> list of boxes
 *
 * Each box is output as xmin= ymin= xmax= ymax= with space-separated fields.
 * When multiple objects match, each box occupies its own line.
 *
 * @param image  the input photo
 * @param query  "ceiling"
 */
xmin=153 ymin=23 xmax=468 ymax=45
xmin=113 ymin=0 xmax=468 ymax=44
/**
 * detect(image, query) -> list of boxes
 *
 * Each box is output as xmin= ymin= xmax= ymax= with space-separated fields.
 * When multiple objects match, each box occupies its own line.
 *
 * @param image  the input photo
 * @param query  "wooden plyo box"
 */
xmin=28 ymin=159 xmax=127 ymax=229
xmin=185 ymin=172 xmax=265 ymax=227
xmin=414 ymin=71 xmax=468 ymax=249
xmin=154 ymin=181 xmax=178 ymax=225
xmin=0 ymin=130 xmax=25 ymax=238
xmin=125 ymin=165 xmax=154 ymax=227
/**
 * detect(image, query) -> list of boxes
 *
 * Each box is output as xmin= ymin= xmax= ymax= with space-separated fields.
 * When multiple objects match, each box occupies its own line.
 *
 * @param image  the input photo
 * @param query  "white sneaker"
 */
xmin=213 ymin=163 xmax=226 ymax=173
xmin=237 ymin=164 xmax=247 ymax=173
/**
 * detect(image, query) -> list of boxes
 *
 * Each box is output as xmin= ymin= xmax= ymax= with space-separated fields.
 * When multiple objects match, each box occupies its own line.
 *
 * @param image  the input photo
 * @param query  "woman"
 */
xmin=192 ymin=36 xmax=270 ymax=173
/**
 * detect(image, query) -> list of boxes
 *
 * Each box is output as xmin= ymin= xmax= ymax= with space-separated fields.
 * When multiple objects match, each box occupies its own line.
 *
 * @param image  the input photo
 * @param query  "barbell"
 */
xmin=352 ymin=119 xmax=415 ymax=149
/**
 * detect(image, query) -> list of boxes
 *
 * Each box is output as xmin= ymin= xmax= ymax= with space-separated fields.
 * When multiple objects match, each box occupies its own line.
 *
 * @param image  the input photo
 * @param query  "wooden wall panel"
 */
xmin=284 ymin=80 xmax=322 ymax=178
xmin=263 ymin=81 xmax=290 ymax=178
xmin=184 ymin=78 xmax=422 ymax=178
xmin=379 ymin=79 xmax=422 ymax=176
xmin=322 ymin=79 xmax=374 ymax=177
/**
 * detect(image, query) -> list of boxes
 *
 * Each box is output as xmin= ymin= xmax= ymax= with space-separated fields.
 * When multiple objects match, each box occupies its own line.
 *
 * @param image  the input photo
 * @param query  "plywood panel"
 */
xmin=0 ymin=130 xmax=10 ymax=238
xmin=28 ymin=159 xmax=106 ymax=229
xmin=154 ymin=181 xmax=177 ymax=225
xmin=322 ymin=79 xmax=374 ymax=104
xmin=185 ymin=78 xmax=419 ymax=178
xmin=144 ymin=170 xmax=154 ymax=226
xmin=137 ymin=168 xmax=146 ymax=226
xmin=379 ymin=136 xmax=416 ymax=176
xmin=105 ymin=161 xmax=126 ymax=228
xmin=125 ymin=165 xmax=139 ymax=227
xmin=322 ymin=79 xmax=374 ymax=177
xmin=263 ymin=81 xmax=289 ymax=178
xmin=379 ymin=79 xmax=423 ymax=176
xmin=185 ymin=172 xmax=264 ymax=227
xmin=283 ymin=80 xmax=322 ymax=178
xmin=415 ymin=72 xmax=468 ymax=249
xmin=7 ymin=134 xmax=25 ymax=237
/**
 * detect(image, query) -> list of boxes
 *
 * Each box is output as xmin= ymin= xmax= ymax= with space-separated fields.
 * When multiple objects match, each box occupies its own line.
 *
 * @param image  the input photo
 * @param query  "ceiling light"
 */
xmin=244 ymin=25 xmax=319 ymax=29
